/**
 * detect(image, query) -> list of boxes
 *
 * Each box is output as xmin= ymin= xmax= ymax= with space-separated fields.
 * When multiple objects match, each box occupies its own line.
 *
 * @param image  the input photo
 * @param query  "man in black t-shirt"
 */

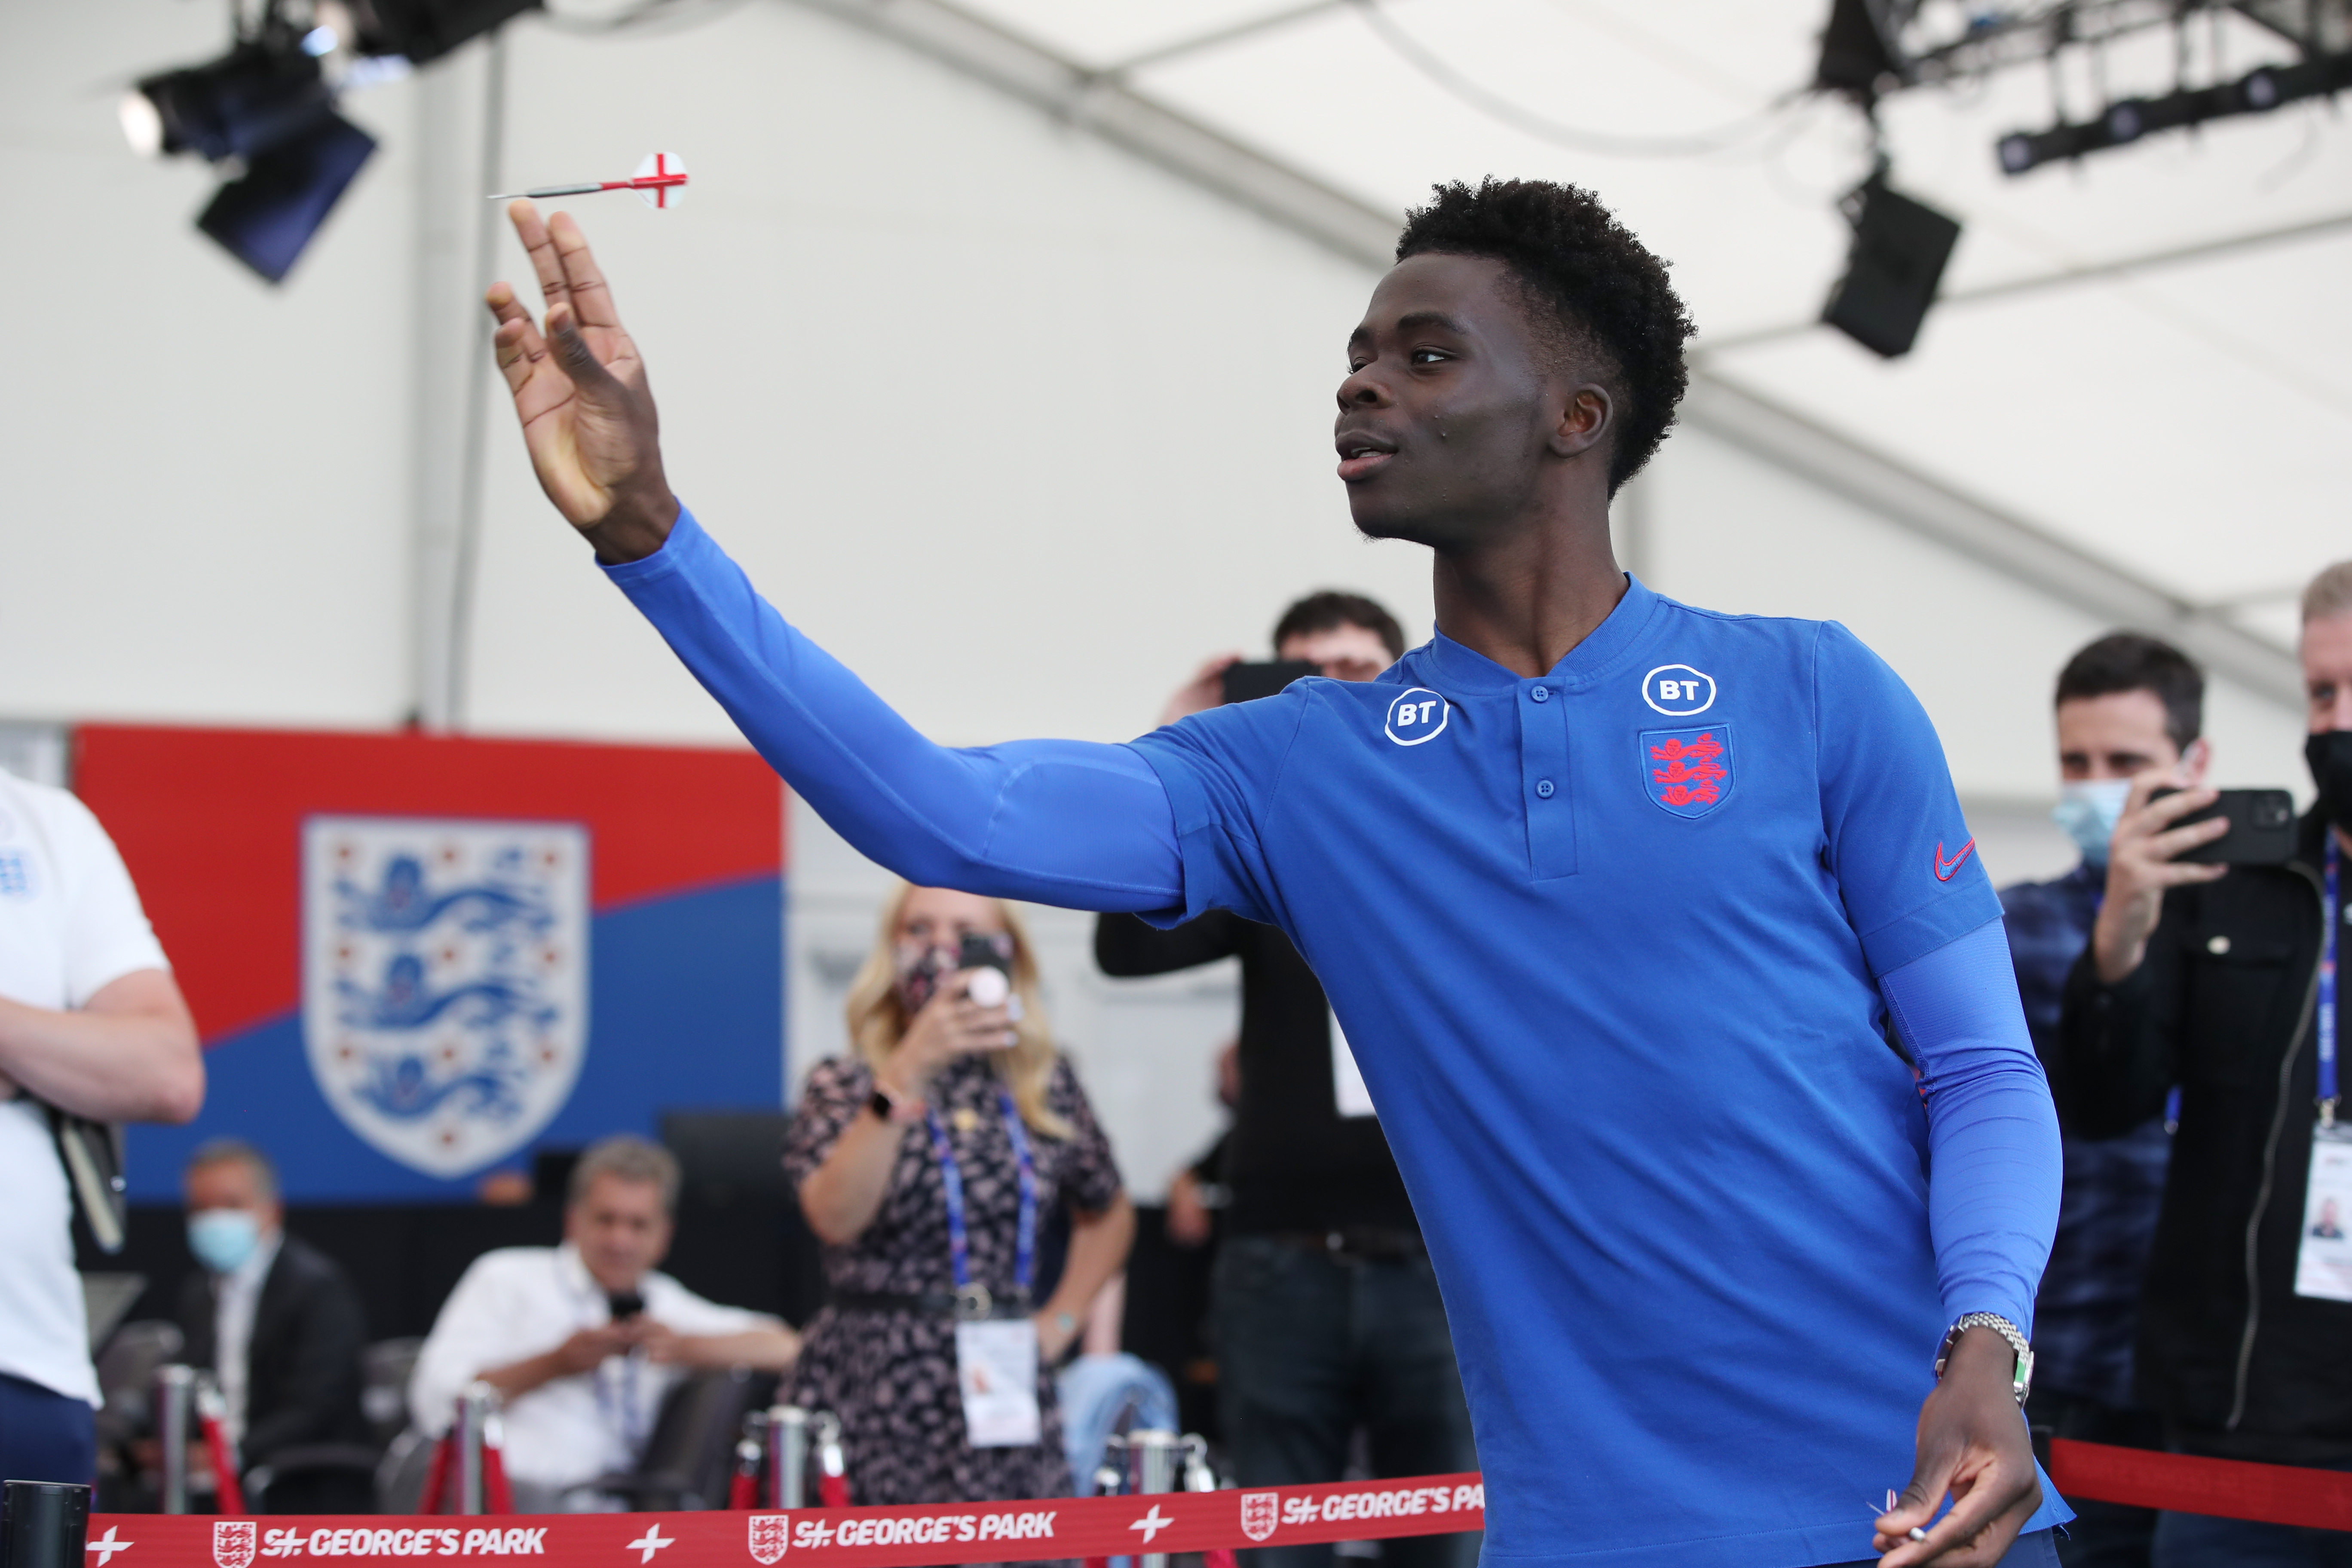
xmin=1096 ymin=592 xmax=1477 ymax=1568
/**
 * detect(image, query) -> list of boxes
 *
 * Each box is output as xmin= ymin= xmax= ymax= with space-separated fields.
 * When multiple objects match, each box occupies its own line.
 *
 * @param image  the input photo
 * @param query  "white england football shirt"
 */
xmin=0 ymin=768 xmax=171 ymax=1405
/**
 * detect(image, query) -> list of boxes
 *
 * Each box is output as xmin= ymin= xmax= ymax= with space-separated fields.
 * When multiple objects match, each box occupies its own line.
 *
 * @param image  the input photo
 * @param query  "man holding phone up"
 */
xmin=2054 ymin=560 xmax=2352 ymax=1566
xmin=2000 ymin=634 xmax=2210 ymax=1568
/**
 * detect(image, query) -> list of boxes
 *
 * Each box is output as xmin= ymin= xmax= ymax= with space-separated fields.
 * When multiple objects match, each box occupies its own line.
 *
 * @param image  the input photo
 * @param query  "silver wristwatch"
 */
xmin=1935 ymin=1313 xmax=2033 ymax=1405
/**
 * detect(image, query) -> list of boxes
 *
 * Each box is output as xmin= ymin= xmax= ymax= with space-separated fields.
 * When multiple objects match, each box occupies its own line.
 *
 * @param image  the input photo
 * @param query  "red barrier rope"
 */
xmin=91 ymin=1446 xmax=2350 ymax=1568
xmin=93 ymin=1473 xmax=1483 ymax=1568
xmin=2049 ymin=1438 xmax=2352 ymax=1533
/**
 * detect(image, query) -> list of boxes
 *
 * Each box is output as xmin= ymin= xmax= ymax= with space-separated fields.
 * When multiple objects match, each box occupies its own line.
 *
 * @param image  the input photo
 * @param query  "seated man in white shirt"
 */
xmin=409 ymin=1135 xmax=800 ymax=1509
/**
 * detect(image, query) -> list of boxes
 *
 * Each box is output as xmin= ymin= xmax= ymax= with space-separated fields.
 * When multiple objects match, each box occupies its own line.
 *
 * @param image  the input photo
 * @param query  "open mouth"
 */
xmin=1335 ymin=432 xmax=1396 ymax=482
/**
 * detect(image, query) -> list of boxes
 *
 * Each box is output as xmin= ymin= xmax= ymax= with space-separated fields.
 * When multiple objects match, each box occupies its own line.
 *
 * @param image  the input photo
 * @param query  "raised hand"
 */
xmin=2091 ymin=771 xmax=2229 ymax=983
xmin=485 ymin=202 xmax=677 ymax=562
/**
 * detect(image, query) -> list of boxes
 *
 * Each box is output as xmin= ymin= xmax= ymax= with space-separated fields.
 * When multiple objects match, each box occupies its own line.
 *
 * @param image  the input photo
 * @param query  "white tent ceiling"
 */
xmin=928 ymin=0 xmax=2349 ymax=664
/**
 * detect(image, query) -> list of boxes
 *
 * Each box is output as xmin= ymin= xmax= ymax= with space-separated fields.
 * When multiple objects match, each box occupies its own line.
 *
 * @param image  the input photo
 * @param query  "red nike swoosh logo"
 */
xmin=1934 ymin=838 xmax=1977 ymax=882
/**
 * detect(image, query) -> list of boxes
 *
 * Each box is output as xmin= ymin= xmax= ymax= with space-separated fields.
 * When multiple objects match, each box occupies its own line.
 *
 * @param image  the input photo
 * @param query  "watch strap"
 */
xmin=1936 ymin=1312 xmax=2034 ymax=1405
xmin=868 ymin=1083 xmax=923 ymax=1125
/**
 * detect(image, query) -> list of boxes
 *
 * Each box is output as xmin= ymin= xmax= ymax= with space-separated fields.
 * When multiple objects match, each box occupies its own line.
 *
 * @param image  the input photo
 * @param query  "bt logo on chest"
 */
xmin=1385 ymin=689 xmax=1451 ymax=746
xmin=1642 ymin=664 xmax=1717 ymax=717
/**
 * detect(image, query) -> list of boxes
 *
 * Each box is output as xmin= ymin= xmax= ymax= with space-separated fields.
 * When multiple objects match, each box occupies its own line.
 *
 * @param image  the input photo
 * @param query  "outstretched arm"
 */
xmin=485 ymin=205 xmax=1183 ymax=911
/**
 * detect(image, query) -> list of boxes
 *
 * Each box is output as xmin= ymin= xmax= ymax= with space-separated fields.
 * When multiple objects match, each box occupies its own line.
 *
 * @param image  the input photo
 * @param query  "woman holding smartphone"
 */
xmin=784 ymin=883 xmax=1134 ymax=1517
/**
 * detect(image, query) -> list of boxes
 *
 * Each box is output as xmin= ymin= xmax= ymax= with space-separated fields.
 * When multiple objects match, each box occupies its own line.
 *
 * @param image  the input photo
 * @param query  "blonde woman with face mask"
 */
xmin=782 ymin=884 xmax=1134 ymax=1525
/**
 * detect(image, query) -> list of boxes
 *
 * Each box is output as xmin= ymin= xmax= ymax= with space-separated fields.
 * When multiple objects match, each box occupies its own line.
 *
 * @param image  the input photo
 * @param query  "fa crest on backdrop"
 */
xmin=302 ymin=817 xmax=589 ymax=1179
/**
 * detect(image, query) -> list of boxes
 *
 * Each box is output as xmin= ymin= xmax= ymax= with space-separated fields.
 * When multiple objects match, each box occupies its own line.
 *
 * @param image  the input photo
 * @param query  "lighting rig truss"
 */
xmin=1819 ymin=0 xmax=2352 ymax=173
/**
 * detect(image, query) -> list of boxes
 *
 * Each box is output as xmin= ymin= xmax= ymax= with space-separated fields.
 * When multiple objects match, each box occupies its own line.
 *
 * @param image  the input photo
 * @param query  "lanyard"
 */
xmin=2321 ymin=834 xmax=2340 ymax=1125
xmin=926 ymin=1089 xmax=1036 ymax=1318
xmin=567 ymin=1264 xmax=644 ymax=1449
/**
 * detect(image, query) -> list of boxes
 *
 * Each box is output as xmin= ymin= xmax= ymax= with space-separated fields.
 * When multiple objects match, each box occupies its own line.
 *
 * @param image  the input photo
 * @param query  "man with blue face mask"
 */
xmin=174 ymin=1140 xmax=371 ymax=1513
xmin=1997 ymin=634 xmax=2208 ymax=1568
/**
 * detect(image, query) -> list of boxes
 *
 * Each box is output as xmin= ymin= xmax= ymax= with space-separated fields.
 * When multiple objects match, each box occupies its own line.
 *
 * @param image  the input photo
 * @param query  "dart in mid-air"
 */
xmin=490 ymin=152 xmax=688 ymax=209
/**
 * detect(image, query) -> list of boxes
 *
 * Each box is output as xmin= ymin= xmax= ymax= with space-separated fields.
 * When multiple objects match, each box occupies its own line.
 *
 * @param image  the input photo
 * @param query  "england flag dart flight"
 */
xmin=490 ymin=152 xmax=687 ymax=209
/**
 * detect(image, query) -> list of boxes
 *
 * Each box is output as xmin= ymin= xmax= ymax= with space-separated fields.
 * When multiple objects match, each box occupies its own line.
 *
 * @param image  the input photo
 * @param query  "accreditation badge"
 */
xmin=955 ymin=1319 xmax=1042 ymax=1448
xmin=2294 ymin=1123 xmax=2352 ymax=1303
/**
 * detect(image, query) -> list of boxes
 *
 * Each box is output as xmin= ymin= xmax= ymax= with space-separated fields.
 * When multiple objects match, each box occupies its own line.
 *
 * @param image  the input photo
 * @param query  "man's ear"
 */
xmin=2180 ymin=736 xmax=2213 ymax=785
xmin=1549 ymin=384 xmax=1612 ymax=459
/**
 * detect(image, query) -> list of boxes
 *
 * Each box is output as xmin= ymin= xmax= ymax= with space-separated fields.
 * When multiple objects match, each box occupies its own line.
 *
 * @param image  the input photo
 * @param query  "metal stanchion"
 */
xmin=813 ymin=1413 xmax=847 ymax=1507
xmin=1182 ymin=1434 xmax=1217 ymax=1492
xmin=767 ymin=1406 xmax=810 ymax=1510
xmin=156 ymin=1364 xmax=196 ymax=1515
xmin=1091 ymin=1432 xmax=1128 ymax=1500
xmin=1127 ymin=1429 xmax=1182 ymax=1568
xmin=0 ymin=1482 xmax=89 ymax=1568
xmin=456 ymin=1382 xmax=499 ymax=1515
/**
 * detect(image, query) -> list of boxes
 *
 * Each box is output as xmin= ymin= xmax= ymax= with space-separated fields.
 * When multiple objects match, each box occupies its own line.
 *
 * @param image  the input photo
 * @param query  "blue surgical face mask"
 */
xmin=188 ymin=1208 xmax=263 ymax=1274
xmin=2052 ymin=779 xmax=2132 ymax=867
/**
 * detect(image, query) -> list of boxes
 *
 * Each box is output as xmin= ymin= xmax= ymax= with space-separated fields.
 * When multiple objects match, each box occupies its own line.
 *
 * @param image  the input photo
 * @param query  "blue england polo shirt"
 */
xmin=1128 ymin=575 xmax=2064 ymax=1568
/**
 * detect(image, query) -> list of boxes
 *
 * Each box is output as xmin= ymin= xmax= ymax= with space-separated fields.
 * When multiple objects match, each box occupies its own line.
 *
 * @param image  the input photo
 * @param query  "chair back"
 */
xmin=375 ymin=1427 xmax=438 ymax=1516
xmin=619 ymin=1368 xmax=767 ymax=1510
xmin=94 ymin=1320 xmax=185 ymax=1445
xmin=361 ymin=1338 xmax=426 ymax=1450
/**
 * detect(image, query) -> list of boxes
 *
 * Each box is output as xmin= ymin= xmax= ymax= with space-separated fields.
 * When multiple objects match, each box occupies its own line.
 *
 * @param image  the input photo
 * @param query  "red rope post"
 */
xmin=416 ymin=1436 xmax=453 ymax=1516
xmin=197 ymin=1409 xmax=243 ymax=1516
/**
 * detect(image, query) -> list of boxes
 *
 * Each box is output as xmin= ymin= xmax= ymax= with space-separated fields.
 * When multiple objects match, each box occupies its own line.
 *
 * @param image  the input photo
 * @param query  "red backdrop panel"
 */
xmin=73 ymin=725 xmax=786 ymax=1043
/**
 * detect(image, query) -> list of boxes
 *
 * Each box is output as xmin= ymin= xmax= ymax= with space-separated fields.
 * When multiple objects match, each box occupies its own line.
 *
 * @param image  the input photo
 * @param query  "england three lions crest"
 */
xmin=747 ymin=1516 xmax=789 ymax=1565
xmin=213 ymin=1522 xmax=257 ymax=1568
xmin=1239 ymin=1493 xmax=1280 ymax=1544
xmin=1641 ymin=726 xmax=1733 ymax=819
xmin=303 ymin=817 xmax=589 ymax=1178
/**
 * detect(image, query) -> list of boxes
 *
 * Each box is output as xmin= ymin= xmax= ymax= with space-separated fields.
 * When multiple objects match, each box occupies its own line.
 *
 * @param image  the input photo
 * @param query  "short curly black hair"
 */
xmin=1395 ymin=179 xmax=1694 ymax=495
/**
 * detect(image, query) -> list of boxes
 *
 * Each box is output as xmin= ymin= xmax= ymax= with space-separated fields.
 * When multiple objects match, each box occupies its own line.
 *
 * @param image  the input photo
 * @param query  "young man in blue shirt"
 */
xmin=483 ymin=178 xmax=2067 ymax=1568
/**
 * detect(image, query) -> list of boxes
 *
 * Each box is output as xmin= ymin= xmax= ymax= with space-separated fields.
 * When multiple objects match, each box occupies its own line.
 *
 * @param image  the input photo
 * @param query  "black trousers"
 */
xmin=1211 ymin=1236 xmax=1479 ymax=1568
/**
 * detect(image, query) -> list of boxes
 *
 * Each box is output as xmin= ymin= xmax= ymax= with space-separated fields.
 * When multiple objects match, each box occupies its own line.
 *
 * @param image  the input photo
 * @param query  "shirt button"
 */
xmin=1529 ymin=686 xmax=1550 ymax=703
xmin=1535 ymin=779 xmax=1556 ymax=799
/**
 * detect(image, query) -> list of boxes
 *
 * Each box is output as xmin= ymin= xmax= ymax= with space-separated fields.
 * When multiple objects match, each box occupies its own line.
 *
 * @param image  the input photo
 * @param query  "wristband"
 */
xmin=868 ymin=1083 xmax=924 ymax=1125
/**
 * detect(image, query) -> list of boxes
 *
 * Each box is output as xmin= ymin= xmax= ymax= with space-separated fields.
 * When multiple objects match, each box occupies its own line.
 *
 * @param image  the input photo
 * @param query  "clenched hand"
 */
xmin=485 ymin=202 xmax=677 ymax=563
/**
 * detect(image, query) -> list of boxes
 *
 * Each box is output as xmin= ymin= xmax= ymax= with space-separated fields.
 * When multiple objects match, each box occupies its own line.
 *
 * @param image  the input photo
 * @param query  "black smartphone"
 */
xmin=606 ymin=1289 xmax=645 ymax=1322
xmin=958 ymin=932 xmax=1013 ymax=976
xmin=1221 ymin=659 xmax=1317 ymax=705
xmin=2149 ymin=787 xmax=2297 ymax=866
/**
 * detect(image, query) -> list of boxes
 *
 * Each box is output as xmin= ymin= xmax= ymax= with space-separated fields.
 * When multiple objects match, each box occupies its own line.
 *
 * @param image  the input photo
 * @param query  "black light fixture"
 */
xmin=334 ymin=0 xmax=542 ymax=65
xmin=1992 ymin=49 xmax=2352 ymax=176
xmin=121 ymin=0 xmax=540 ymax=284
xmin=1820 ymin=169 xmax=1962 ymax=358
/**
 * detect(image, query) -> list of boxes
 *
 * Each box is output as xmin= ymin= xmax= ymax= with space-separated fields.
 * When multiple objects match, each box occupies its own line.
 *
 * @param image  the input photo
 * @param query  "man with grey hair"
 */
xmin=410 ymin=1135 xmax=800 ymax=1508
xmin=175 ymin=1139 xmax=371 ymax=1512
xmin=2055 ymin=559 xmax=2352 ymax=1566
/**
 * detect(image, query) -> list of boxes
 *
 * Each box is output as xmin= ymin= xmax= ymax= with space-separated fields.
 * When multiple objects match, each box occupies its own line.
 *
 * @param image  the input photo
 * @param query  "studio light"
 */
xmin=197 ymin=113 xmax=380 ymax=283
xmin=123 ymin=38 xmax=335 ymax=164
xmin=1820 ymin=171 xmax=1962 ymax=359
xmin=121 ymin=1 xmax=539 ymax=283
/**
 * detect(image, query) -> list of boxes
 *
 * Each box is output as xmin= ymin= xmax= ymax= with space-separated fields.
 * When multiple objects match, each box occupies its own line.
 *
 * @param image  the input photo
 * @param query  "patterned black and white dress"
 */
xmin=782 ymin=1051 xmax=1123 ymax=1510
